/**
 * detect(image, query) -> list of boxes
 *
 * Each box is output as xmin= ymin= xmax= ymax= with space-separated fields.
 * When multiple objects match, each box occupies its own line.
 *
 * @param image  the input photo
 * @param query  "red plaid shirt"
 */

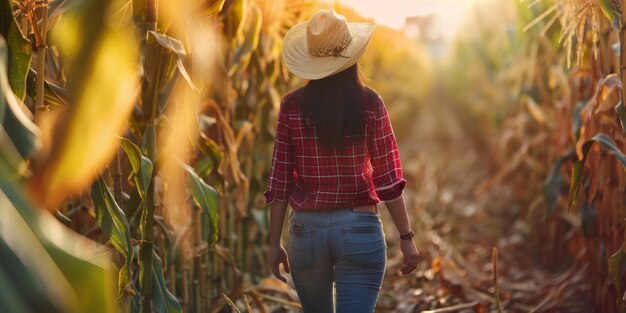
xmin=264 ymin=88 xmax=406 ymax=211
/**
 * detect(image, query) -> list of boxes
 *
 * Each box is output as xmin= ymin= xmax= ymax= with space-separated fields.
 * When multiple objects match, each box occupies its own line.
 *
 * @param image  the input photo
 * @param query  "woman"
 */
xmin=265 ymin=9 xmax=419 ymax=313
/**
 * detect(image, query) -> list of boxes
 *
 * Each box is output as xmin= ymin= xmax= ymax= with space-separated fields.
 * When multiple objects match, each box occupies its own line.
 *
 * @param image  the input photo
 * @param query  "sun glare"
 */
xmin=338 ymin=0 xmax=489 ymax=40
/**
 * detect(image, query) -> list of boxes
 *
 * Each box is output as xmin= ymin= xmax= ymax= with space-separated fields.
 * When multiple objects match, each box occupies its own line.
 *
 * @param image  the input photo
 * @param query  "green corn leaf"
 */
xmin=202 ymin=0 xmax=226 ymax=17
xmin=0 ymin=37 xmax=41 ymax=159
xmin=26 ymin=68 xmax=70 ymax=109
xmin=1 ymin=0 xmax=32 ymax=100
xmin=0 ymin=133 xmax=55 ymax=313
xmin=597 ymin=0 xmax=623 ymax=30
xmin=0 ymin=121 xmax=24 ymax=183
xmin=608 ymin=244 xmax=626 ymax=309
xmin=0 ymin=156 xmax=115 ymax=313
xmin=543 ymin=149 xmax=574 ymax=216
xmin=195 ymin=157 xmax=214 ymax=176
xmin=228 ymin=5 xmax=262 ymax=77
xmin=0 ymin=209 xmax=68 ymax=313
xmin=616 ymin=101 xmax=626 ymax=133
xmin=568 ymin=134 xmax=626 ymax=210
xmin=120 ymin=138 xmax=153 ymax=202
xmin=149 ymin=31 xmax=198 ymax=93
xmin=199 ymin=134 xmax=224 ymax=169
xmin=179 ymin=160 xmax=219 ymax=245
xmin=572 ymin=100 xmax=585 ymax=141
xmin=125 ymin=187 xmax=142 ymax=230
xmin=579 ymin=197 xmax=598 ymax=238
xmin=222 ymin=0 xmax=247 ymax=40
xmin=91 ymin=176 xmax=134 ymax=296
xmin=154 ymin=216 xmax=175 ymax=269
xmin=143 ymin=31 xmax=183 ymax=118
xmin=0 ymin=192 xmax=76 ymax=313
xmin=568 ymin=159 xmax=585 ymax=211
xmin=150 ymin=252 xmax=182 ymax=313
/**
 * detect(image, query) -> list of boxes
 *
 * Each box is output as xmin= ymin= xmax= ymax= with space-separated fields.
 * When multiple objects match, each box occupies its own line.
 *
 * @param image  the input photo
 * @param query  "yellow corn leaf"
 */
xmin=523 ymin=95 xmax=552 ymax=128
xmin=28 ymin=0 xmax=139 ymax=209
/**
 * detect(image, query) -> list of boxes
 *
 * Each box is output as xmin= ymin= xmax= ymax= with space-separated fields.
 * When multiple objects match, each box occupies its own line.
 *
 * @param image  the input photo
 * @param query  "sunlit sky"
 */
xmin=338 ymin=0 xmax=488 ymax=40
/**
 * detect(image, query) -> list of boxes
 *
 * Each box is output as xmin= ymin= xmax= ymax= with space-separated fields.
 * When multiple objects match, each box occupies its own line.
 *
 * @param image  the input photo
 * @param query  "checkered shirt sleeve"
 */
xmin=369 ymin=95 xmax=406 ymax=202
xmin=264 ymin=101 xmax=294 ymax=204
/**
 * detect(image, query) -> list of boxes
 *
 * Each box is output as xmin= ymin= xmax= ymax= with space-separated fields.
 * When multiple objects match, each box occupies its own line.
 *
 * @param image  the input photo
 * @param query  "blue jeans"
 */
xmin=288 ymin=208 xmax=387 ymax=313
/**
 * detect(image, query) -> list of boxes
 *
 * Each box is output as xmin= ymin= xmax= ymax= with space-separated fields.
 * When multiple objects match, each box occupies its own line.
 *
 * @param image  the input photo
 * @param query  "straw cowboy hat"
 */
xmin=282 ymin=9 xmax=376 ymax=80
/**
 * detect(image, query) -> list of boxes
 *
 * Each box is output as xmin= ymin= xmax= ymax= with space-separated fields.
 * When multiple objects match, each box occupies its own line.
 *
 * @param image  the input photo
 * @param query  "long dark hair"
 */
xmin=300 ymin=64 xmax=367 ymax=150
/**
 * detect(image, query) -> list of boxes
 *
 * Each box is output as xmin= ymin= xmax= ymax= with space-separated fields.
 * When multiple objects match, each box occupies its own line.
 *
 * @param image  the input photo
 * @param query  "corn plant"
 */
xmin=447 ymin=0 xmax=626 ymax=311
xmin=1 ymin=0 xmax=297 ymax=311
xmin=1 ymin=0 xmax=431 ymax=312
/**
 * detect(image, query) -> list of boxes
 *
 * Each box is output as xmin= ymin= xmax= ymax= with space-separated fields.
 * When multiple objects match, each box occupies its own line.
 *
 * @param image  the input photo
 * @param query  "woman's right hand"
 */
xmin=399 ymin=239 xmax=419 ymax=275
xmin=270 ymin=244 xmax=290 ymax=283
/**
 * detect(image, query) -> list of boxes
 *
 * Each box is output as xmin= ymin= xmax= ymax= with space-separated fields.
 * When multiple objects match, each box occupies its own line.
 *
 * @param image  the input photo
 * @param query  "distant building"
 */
xmin=404 ymin=15 xmax=445 ymax=58
xmin=404 ymin=15 xmax=435 ymax=41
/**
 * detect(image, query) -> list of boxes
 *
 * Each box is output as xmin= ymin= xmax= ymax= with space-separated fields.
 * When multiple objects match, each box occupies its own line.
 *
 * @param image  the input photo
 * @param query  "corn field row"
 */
xmin=4 ymin=0 xmax=626 ymax=311
xmin=446 ymin=0 xmax=626 ymax=311
xmin=0 ymin=0 xmax=427 ymax=312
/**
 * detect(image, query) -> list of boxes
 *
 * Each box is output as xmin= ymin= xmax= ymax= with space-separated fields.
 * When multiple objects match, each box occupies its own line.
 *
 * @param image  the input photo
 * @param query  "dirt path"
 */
xmin=250 ymin=78 xmax=590 ymax=313
xmin=376 ymin=81 xmax=591 ymax=312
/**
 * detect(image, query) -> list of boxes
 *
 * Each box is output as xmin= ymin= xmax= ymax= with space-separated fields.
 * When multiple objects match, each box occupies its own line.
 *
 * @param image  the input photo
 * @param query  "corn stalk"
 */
xmin=3 ymin=0 xmax=428 ymax=311
xmin=138 ymin=1 xmax=158 ymax=312
xmin=34 ymin=2 xmax=48 ymax=120
xmin=622 ymin=0 xmax=626 ymax=112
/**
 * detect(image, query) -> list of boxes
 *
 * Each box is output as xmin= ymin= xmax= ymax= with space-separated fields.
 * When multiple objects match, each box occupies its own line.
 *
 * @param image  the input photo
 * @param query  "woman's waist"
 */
xmin=289 ymin=191 xmax=379 ymax=210
xmin=292 ymin=203 xmax=377 ymax=213
xmin=290 ymin=205 xmax=381 ymax=226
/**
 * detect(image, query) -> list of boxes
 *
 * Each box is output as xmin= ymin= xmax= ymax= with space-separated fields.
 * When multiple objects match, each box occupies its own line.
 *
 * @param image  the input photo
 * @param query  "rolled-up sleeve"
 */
xmin=264 ymin=102 xmax=295 ymax=204
xmin=369 ymin=95 xmax=406 ymax=202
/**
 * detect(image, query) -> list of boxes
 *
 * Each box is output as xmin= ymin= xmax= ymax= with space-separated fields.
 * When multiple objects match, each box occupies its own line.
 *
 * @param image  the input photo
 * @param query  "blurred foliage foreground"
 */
xmin=0 ymin=0 xmax=428 ymax=312
xmin=5 ymin=0 xmax=626 ymax=312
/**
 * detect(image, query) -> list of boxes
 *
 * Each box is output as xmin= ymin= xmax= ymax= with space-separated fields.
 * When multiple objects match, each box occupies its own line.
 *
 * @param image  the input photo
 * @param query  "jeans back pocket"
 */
xmin=340 ymin=222 xmax=386 ymax=266
xmin=288 ymin=222 xmax=316 ymax=269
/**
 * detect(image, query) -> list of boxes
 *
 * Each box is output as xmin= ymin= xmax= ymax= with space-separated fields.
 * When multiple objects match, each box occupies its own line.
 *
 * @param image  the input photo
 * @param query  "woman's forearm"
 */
xmin=385 ymin=195 xmax=412 ymax=236
xmin=269 ymin=200 xmax=289 ymax=247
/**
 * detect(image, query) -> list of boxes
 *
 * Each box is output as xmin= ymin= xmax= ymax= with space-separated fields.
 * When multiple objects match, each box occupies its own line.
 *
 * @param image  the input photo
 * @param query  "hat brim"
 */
xmin=282 ymin=21 xmax=376 ymax=80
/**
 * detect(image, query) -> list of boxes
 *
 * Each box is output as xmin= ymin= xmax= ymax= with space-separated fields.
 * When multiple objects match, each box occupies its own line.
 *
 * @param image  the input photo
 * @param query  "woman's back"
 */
xmin=267 ymin=9 xmax=418 ymax=313
xmin=265 ymin=86 xmax=405 ymax=211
